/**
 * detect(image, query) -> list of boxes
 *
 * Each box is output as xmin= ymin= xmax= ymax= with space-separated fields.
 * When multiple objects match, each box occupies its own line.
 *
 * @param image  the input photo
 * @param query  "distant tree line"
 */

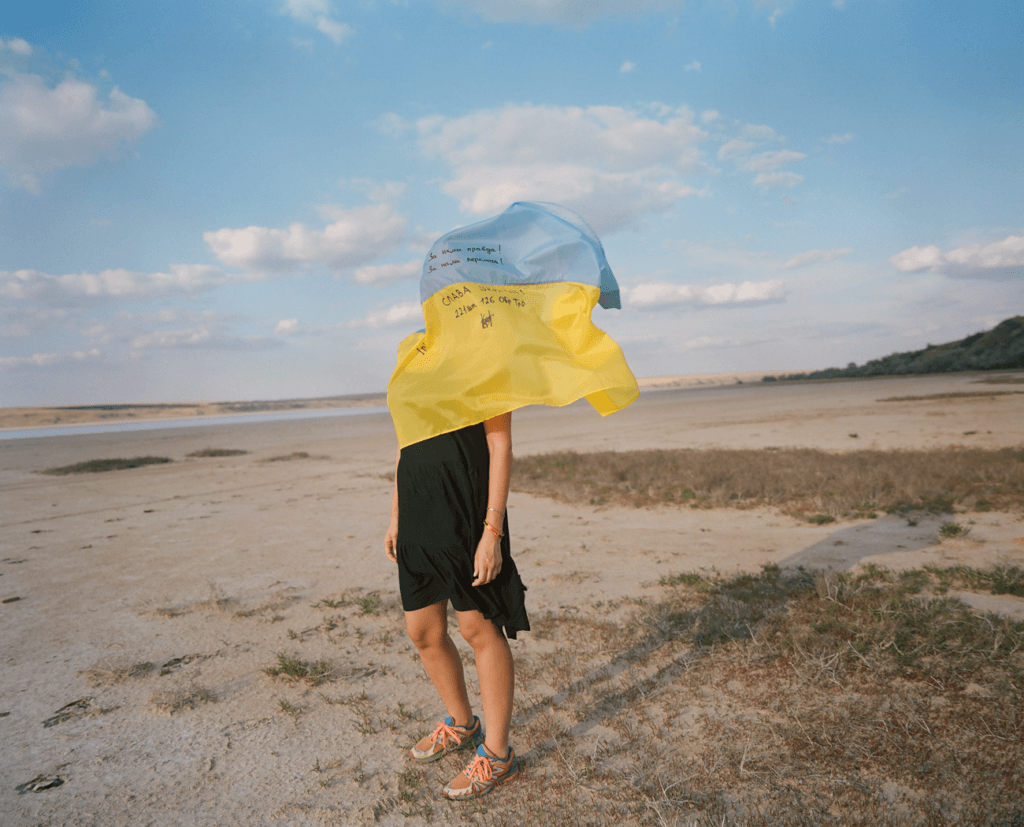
xmin=763 ymin=315 xmax=1024 ymax=383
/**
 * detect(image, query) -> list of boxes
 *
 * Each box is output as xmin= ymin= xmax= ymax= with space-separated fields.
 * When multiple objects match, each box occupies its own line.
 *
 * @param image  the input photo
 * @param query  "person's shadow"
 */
xmin=777 ymin=511 xmax=949 ymax=571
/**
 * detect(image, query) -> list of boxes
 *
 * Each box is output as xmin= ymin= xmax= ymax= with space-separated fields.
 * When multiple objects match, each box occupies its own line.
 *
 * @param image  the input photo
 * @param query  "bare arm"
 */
xmin=473 ymin=412 xmax=512 ymax=586
xmin=384 ymin=445 xmax=400 ymax=563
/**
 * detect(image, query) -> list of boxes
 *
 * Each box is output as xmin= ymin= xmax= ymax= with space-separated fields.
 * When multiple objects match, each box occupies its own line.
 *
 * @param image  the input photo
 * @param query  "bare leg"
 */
xmin=405 ymin=602 xmax=474 ymax=727
xmin=457 ymin=610 xmax=514 ymax=757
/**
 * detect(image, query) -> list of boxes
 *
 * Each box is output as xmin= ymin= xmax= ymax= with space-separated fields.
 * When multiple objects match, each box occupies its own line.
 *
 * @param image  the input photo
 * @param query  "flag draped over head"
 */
xmin=387 ymin=201 xmax=639 ymax=448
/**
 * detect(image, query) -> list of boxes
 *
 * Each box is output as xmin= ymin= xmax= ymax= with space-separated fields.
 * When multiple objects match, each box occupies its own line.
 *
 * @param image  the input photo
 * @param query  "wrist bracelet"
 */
xmin=487 ymin=507 xmax=504 ymax=518
xmin=483 ymin=519 xmax=504 ymax=539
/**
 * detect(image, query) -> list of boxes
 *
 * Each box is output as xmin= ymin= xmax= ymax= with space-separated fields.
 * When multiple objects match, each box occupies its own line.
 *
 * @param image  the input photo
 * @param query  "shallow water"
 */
xmin=0 ymin=405 xmax=389 ymax=440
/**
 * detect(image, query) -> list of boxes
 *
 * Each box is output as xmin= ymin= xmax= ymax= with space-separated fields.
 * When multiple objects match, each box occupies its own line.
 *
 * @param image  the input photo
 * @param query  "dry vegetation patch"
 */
xmin=186 ymin=447 xmax=248 ymax=457
xmin=41 ymin=456 xmax=172 ymax=475
xmin=265 ymin=654 xmax=334 ymax=686
xmin=79 ymin=659 xmax=154 ymax=687
xmin=878 ymin=391 xmax=1024 ymax=402
xmin=511 ymin=447 xmax=1024 ymax=518
xmin=434 ymin=566 xmax=1024 ymax=827
xmin=149 ymin=681 xmax=215 ymax=714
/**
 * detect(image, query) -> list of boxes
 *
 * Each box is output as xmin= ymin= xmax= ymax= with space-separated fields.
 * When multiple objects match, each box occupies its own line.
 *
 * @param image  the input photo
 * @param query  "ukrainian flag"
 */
xmin=387 ymin=202 xmax=639 ymax=448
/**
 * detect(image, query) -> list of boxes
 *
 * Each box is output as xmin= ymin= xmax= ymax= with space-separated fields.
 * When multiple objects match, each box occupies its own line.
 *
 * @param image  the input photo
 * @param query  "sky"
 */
xmin=1 ymin=0 xmax=1022 ymax=407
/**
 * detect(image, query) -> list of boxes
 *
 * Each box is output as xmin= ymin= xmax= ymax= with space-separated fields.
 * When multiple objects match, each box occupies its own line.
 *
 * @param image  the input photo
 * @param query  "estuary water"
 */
xmin=0 ymin=405 xmax=390 ymax=441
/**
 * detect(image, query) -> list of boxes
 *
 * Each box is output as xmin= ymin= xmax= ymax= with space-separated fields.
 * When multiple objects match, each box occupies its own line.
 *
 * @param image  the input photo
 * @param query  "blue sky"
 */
xmin=1 ymin=0 xmax=1021 ymax=406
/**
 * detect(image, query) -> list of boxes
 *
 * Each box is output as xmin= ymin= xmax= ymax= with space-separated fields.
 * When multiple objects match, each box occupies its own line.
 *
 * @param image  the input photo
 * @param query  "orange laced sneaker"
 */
xmin=410 ymin=716 xmax=481 ymax=762
xmin=443 ymin=744 xmax=518 ymax=800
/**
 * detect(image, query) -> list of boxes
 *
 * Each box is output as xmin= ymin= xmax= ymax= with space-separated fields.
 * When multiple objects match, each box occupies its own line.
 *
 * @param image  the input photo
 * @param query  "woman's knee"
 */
xmin=405 ymin=603 xmax=448 ymax=650
xmin=457 ymin=610 xmax=500 ymax=647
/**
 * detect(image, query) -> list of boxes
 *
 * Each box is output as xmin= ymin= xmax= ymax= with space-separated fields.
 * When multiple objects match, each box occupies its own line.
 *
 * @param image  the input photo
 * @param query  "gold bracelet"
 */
xmin=483 ymin=519 xmax=504 ymax=539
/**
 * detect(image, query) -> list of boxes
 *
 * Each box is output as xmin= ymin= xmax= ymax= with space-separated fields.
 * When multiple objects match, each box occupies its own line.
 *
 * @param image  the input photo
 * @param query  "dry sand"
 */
xmin=2 ymin=372 xmax=1023 ymax=825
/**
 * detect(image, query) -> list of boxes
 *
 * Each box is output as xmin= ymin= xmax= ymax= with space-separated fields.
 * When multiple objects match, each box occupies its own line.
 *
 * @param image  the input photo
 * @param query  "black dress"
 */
xmin=396 ymin=423 xmax=530 ymax=639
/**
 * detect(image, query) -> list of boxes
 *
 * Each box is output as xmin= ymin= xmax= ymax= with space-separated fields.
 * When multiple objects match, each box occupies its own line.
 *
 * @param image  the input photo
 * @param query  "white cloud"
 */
xmin=0 ymin=348 xmax=101 ymax=371
xmin=679 ymin=336 xmax=746 ymax=350
xmin=417 ymin=103 xmax=707 ymax=233
xmin=783 ymin=247 xmax=852 ymax=269
xmin=890 ymin=234 xmax=1024 ymax=279
xmin=0 ymin=73 xmax=157 ymax=191
xmin=129 ymin=322 xmax=280 ymax=352
xmin=204 ymin=202 xmax=407 ymax=274
xmin=684 ymin=60 xmax=701 ymax=73
xmin=343 ymin=178 xmax=405 ymax=202
xmin=743 ymin=124 xmax=777 ymax=140
xmin=619 ymin=61 xmax=637 ymax=73
xmin=2 ymin=38 xmax=33 ymax=55
xmin=744 ymin=149 xmax=806 ymax=172
xmin=718 ymin=139 xmax=756 ymax=161
xmin=440 ymin=0 xmax=683 ymax=25
xmin=354 ymin=259 xmax=421 ymax=285
xmin=701 ymin=110 xmax=720 ymax=123
xmin=833 ymin=0 xmax=846 ymax=9
xmin=823 ymin=132 xmax=853 ymax=145
xmin=0 ymin=264 xmax=223 ymax=305
xmin=282 ymin=0 xmax=352 ymax=43
xmin=717 ymin=128 xmax=805 ymax=190
xmin=629 ymin=279 xmax=787 ymax=310
xmin=276 ymin=318 xmax=300 ymax=334
xmin=1 ymin=307 xmax=67 ymax=338
xmin=350 ymin=301 xmax=423 ymax=328
xmin=375 ymin=112 xmax=410 ymax=136
xmin=132 ymin=328 xmax=211 ymax=349
xmin=753 ymin=171 xmax=804 ymax=190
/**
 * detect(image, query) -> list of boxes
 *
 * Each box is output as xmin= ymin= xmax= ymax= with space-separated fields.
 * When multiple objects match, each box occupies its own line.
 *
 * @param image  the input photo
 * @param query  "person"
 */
xmin=383 ymin=411 xmax=528 ymax=800
xmin=383 ymin=201 xmax=637 ymax=800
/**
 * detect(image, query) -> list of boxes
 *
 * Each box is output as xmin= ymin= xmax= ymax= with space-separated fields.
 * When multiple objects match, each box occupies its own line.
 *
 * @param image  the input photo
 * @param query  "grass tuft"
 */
xmin=149 ymin=681 xmax=214 ymax=714
xmin=939 ymin=521 xmax=966 ymax=538
xmin=264 ymin=653 xmax=333 ymax=686
xmin=79 ymin=660 xmax=153 ymax=687
xmin=42 ymin=457 xmax=171 ymax=475
xmin=265 ymin=452 xmax=311 ymax=462
xmin=187 ymin=448 xmax=248 ymax=457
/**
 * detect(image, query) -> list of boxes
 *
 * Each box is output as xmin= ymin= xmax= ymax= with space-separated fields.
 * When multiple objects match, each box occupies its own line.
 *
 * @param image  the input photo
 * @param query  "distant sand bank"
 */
xmin=1 ymin=372 xmax=799 ymax=433
xmin=0 ymin=392 xmax=388 ymax=431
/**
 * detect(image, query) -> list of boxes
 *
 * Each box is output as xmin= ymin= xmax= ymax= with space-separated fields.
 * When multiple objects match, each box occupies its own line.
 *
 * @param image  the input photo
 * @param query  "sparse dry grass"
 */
xmin=260 ymin=450 xmax=332 ymax=463
xmin=41 ymin=456 xmax=172 ymax=475
xmin=413 ymin=565 xmax=1024 ymax=827
xmin=878 ymin=391 xmax=1024 ymax=401
xmin=149 ymin=681 xmax=215 ymax=714
xmin=511 ymin=446 xmax=1024 ymax=518
xmin=186 ymin=447 xmax=248 ymax=457
xmin=79 ymin=659 xmax=153 ymax=687
xmin=264 ymin=654 xmax=334 ymax=686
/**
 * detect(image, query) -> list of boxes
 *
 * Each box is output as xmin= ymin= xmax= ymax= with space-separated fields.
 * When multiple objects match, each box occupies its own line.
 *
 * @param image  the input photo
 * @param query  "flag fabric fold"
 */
xmin=387 ymin=201 xmax=639 ymax=448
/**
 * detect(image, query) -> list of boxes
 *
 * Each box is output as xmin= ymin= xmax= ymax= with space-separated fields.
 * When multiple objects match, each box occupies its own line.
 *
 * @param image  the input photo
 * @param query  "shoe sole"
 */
xmin=443 ymin=758 xmax=519 ymax=801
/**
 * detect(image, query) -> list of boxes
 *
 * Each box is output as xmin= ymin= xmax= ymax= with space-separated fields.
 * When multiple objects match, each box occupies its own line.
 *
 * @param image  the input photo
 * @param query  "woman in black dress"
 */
xmin=383 ymin=411 xmax=529 ymax=800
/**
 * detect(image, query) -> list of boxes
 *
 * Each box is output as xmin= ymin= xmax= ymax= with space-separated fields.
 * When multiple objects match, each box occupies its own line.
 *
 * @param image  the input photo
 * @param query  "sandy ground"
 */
xmin=2 ymin=372 xmax=1023 ymax=825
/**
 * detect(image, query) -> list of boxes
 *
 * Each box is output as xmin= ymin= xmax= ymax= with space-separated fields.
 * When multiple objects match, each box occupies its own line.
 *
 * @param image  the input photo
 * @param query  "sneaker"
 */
xmin=410 ymin=716 xmax=481 ymax=762
xmin=443 ymin=744 xmax=518 ymax=800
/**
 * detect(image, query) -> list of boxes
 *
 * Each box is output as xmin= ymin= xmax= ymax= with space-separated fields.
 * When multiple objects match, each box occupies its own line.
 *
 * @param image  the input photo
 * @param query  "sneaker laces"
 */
xmin=465 ymin=754 xmax=494 ymax=783
xmin=429 ymin=720 xmax=466 ymax=749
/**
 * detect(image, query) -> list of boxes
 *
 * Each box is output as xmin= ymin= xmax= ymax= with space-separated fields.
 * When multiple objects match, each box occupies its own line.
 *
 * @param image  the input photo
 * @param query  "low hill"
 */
xmin=765 ymin=315 xmax=1024 ymax=382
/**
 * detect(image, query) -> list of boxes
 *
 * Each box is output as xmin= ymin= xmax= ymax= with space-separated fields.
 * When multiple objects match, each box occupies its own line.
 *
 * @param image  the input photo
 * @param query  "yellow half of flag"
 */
xmin=387 ymin=279 xmax=638 ymax=448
